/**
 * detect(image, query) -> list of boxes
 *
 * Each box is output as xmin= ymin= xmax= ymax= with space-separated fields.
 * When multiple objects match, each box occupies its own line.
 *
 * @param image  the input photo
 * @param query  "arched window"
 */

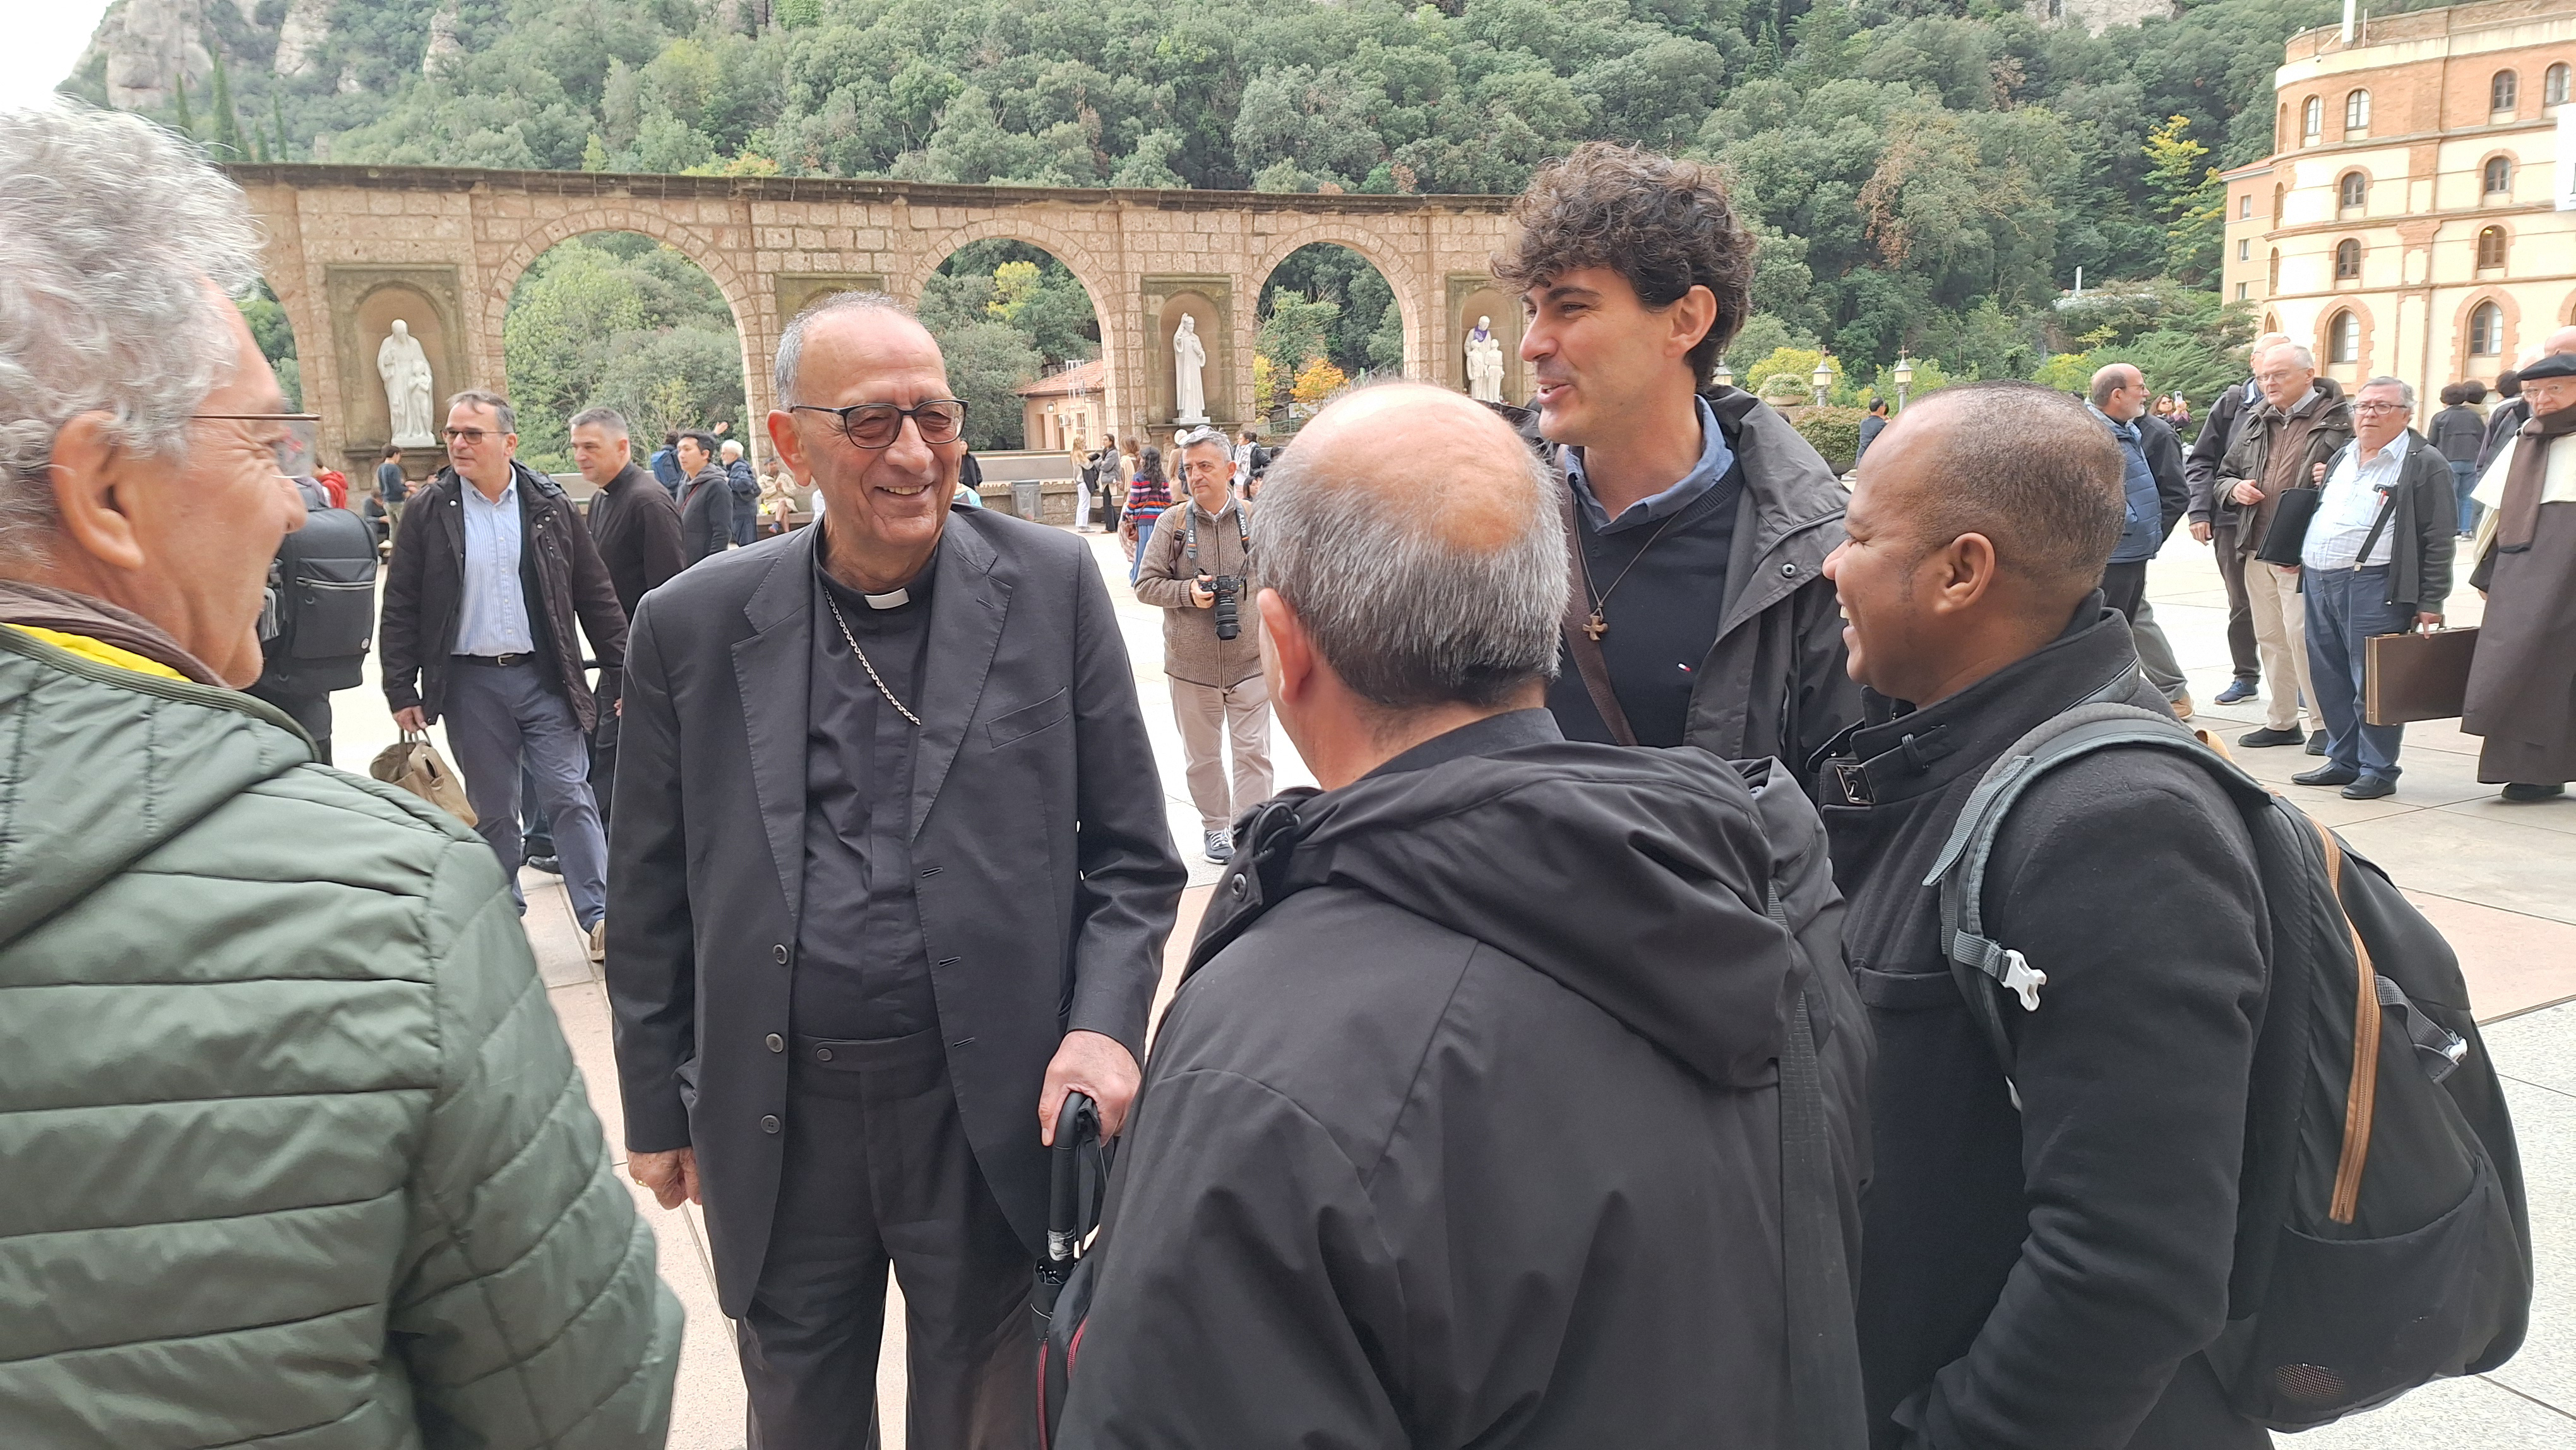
xmin=2339 ymin=172 xmax=2367 ymax=210
xmin=2329 ymin=311 xmax=2360 ymax=366
xmin=2279 ymin=103 xmax=2291 ymax=148
xmin=2303 ymin=95 xmax=2324 ymax=141
xmin=2478 ymin=226 xmax=2508 ymax=268
xmin=2335 ymin=239 xmax=2363 ymax=280
xmin=2469 ymin=303 xmax=2505 ymax=356
xmin=2491 ymin=71 xmax=2519 ymax=113
xmin=2547 ymin=64 xmax=2570 ymax=107
xmin=2345 ymin=89 xmax=2371 ymax=133
xmin=2484 ymin=156 xmax=2513 ymax=196
xmin=2272 ymin=183 xmax=2287 ymax=223
xmin=2268 ymin=249 xmax=2282 ymax=292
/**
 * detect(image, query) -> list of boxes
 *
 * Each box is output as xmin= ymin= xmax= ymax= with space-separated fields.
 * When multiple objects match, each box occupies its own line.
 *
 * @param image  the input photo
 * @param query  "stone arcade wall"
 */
xmin=224 ymin=164 xmax=1520 ymax=475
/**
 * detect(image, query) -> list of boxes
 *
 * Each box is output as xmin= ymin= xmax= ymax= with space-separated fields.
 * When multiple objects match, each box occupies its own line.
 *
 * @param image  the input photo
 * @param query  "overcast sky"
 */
xmin=11 ymin=1 xmax=117 ymax=112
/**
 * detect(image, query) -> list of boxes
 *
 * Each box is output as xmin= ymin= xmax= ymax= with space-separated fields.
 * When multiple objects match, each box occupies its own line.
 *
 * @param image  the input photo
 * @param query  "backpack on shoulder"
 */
xmin=1928 ymin=701 xmax=2532 ymax=1430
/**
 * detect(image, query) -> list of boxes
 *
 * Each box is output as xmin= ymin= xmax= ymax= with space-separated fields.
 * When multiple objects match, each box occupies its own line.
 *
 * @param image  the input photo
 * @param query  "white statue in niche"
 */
xmin=1172 ymin=313 xmax=1209 ymax=424
xmin=1465 ymin=316 xmax=1506 ymax=403
xmin=378 ymin=319 xmax=437 ymax=447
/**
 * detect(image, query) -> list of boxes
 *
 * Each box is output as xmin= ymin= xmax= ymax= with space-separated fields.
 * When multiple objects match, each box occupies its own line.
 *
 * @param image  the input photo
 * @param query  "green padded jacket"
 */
xmin=0 ymin=625 xmax=682 ymax=1448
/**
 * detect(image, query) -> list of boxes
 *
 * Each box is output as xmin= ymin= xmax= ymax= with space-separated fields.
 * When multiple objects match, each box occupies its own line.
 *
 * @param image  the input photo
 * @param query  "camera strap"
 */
xmin=1184 ymin=501 xmax=1251 ymax=573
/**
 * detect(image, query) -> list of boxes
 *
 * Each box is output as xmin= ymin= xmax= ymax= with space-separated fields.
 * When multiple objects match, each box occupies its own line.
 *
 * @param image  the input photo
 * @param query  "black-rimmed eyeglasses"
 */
xmin=789 ymin=399 xmax=969 ymax=449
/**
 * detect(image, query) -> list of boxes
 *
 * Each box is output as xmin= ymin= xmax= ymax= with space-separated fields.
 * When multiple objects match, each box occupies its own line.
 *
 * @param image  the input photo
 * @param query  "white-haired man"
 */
xmin=2216 ymin=342 xmax=2351 ymax=752
xmin=2185 ymin=330 xmax=2293 ymax=704
xmin=1056 ymin=384 xmax=1869 ymax=1444
xmin=1136 ymin=424 xmax=1270 ymax=862
xmin=0 ymin=103 xmax=677 ymax=1446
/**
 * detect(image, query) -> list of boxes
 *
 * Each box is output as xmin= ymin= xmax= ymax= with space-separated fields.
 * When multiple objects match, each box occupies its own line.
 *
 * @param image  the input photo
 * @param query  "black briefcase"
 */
xmin=2366 ymin=627 xmax=2479 ymax=725
xmin=2255 ymin=486 xmax=2325 ymax=566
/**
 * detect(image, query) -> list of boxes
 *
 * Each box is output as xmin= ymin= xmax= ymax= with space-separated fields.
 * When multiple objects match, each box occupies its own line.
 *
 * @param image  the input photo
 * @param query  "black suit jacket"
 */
xmin=606 ymin=508 xmax=1184 ymax=1312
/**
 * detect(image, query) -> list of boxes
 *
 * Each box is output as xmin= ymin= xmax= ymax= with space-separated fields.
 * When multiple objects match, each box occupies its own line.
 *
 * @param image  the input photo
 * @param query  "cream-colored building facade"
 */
xmin=2221 ymin=0 xmax=2575 ymax=406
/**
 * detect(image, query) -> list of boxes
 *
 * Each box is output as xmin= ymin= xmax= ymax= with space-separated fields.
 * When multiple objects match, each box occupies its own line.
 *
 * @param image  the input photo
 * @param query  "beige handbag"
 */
xmin=369 ymin=730 xmax=478 ymax=826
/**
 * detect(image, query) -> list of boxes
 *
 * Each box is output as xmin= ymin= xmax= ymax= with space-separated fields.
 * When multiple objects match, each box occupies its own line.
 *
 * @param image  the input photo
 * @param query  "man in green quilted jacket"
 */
xmin=0 ymin=104 xmax=682 ymax=1448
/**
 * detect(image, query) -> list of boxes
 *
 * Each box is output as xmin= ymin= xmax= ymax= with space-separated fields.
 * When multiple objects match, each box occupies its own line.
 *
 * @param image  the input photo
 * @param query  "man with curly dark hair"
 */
xmin=1494 ymin=141 xmax=1859 ymax=780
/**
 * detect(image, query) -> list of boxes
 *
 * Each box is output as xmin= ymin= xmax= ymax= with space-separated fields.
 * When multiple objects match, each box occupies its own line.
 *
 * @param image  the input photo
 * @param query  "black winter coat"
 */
xmin=2183 ymin=378 xmax=2258 ymax=523
xmin=1057 ymin=709 xmax=1873 ymax=1449
xmin=1816 ymin=604 xmax=2272 ymax=1450
xmin=379 ymin=462 xmax=627 ymax=733
xmin=679 ymin=465 xmax=732 ymax=563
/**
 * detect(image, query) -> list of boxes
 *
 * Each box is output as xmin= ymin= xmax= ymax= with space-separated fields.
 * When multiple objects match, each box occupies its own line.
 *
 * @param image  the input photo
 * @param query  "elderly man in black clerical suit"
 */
xmin=606 ymin=291 xmax=1185 ymax=1449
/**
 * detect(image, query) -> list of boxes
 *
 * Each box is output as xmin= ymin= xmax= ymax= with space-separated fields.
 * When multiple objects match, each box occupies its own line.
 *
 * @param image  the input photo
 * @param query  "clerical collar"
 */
xmin=814 ymin=529 xmax=936 ymax=613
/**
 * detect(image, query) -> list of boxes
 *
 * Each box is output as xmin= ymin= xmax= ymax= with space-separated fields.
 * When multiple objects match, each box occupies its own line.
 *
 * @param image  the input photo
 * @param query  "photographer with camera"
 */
xmin=1138 ymin=426 xmax=1270 ymax=863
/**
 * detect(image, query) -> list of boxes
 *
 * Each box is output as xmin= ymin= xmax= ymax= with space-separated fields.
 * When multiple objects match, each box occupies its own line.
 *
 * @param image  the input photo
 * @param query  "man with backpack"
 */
xmin=1817 ymin=383 xmax=2274 ymax=1447
xmin=1052 ymin=385 xmax=1871 ymax=1446
xmin=1816 ymin=381 xmax=2531 ymax=1449
xmin=247 ymin=474 xmax=379 ymax=765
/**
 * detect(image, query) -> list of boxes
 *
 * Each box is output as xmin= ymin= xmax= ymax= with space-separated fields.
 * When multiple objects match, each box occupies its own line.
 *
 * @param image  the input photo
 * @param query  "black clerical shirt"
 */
xmin=794 ymin=544 xmax=941 ymax=1040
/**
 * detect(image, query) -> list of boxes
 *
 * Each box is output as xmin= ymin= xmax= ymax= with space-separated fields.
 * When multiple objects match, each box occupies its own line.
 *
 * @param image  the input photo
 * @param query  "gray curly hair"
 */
xmin=0 ymin=104 xmax=263 ymax=567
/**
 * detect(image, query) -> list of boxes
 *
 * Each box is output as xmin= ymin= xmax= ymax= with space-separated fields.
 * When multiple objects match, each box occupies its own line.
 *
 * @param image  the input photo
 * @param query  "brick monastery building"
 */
xmin=2222 ymin=0 xmax=2575 ymax=403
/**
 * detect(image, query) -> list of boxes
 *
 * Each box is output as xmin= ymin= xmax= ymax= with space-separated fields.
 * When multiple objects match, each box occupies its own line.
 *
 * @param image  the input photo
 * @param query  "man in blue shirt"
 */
xmin=650 ymin=429 xmax=686 ymax=498
xmin=379 ymin=390 xmax=628 ymax=949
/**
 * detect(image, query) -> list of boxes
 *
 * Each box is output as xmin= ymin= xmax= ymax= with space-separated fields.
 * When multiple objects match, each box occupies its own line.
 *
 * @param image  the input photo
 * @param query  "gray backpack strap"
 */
xmin=1923 ymin=700 xmax=2248 ymax=1089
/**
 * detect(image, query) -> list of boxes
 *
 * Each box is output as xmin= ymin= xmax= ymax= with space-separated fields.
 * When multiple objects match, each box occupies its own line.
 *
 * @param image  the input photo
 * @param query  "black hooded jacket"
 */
xmin=1816 ymin=603 xmax=2270 ymax=1450
xmin=1056 ymin=710 xmax=1871 ymax=1448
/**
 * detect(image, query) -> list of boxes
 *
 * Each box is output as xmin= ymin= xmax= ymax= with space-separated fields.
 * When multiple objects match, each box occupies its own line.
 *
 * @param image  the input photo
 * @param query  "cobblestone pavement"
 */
xmin=325 ymin=522 xmax=2569 ymax=1447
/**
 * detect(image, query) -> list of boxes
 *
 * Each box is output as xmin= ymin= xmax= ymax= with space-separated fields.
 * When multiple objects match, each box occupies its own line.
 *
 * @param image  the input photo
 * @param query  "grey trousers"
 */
xmin=2130 ymin=598 xmax=2190 ymax=706
xmin=739 ymin=1029 xmax=1035 ymax=1450
xmin=440 ymin=657 xmax=607 ymax=928
xmin=1171 ymin=673 xmax=1273 ymax=835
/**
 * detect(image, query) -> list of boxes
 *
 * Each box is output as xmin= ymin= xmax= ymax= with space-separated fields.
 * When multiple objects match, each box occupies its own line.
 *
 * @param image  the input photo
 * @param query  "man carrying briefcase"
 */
xmin=2290 ymin=376 xmax=2456 ymax=800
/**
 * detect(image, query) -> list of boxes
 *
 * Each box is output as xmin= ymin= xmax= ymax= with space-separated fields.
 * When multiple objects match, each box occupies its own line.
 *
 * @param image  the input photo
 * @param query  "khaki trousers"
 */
xmin=1171 ymin=673 xmax=1273 ymax=835
xmin=2241 ymin=554 xmax=2317 ymax=732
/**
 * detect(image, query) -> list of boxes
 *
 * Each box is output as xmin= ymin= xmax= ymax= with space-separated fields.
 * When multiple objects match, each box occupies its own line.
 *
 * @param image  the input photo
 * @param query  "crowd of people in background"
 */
xmin=1 ymin=101 xmax=2560 ymax=1450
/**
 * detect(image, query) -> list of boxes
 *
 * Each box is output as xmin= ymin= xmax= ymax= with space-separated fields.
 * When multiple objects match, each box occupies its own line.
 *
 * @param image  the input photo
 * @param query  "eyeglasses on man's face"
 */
xmin=193 ymin=413 xmax=320 ymax=478
xmin=443 ymin=426 xmax=508 ymax=444
xmin=789 ymin=399 xmax=968 ymax=450
xmin=2353 ymin=400 xmax=2411 ymax=415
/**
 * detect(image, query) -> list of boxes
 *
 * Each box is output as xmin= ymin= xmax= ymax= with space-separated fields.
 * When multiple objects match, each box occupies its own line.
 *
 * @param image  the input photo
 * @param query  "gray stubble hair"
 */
xmin=1252 ymin=420 xmax=1568 ymax=710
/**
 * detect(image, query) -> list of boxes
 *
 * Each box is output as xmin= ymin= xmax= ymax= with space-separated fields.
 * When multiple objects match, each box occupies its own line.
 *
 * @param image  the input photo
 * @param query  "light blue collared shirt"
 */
xmin=2303 ymin=431 xmax=2410 ymax=572
xmin=455 ymin=473 xmax=535 ymax=656
xmin=1563 ymin=393 xmax=1738 ymax=535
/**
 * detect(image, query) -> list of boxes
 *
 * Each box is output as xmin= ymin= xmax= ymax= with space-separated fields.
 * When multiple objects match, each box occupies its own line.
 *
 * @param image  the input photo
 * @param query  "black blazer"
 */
xmin=605 ymin=508 xmax=1184 ymax=1312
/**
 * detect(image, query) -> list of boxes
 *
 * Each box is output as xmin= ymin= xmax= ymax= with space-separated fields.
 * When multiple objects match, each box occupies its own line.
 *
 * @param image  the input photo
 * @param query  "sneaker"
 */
xmin=1204 ymin=830 xmax=1234 ymax=863
xmin=587 ymin=919 xmax=607 ymax=965
xmin=2293 ymin=764 xmax=2359 ymax=788
xmin=2237 ymin=726 xmax=2305 ymax=748
xmin=2306 ymin=730 xmax=2329 ymax=756
xmin=2215 ymin=679 xmax=2260 ymax=705
xmin=525 ymin=853 xmax=562 ymax=875
xmin=2340 ymin=777 xmax=2396 ymax=800
xmin=2500 ymin=782 xmax=2567 ymax=803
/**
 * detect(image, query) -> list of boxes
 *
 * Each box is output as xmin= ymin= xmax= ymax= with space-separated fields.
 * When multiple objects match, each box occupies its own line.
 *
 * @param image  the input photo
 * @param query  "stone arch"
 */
xmin=1250 ymin=220 xmax=1429 ymax=378
xmin=906 ymin=214 xmax=1126 ymax=446
xmin=477 ymin=205 xmax=766 ymax=463
xmin=2452 ymin=287 xmax=2520 ymax=378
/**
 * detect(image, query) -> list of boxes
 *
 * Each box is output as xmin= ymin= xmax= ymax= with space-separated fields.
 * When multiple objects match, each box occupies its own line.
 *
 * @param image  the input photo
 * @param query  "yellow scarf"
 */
xmin=7 ymin=624 xmax=190 ymax=682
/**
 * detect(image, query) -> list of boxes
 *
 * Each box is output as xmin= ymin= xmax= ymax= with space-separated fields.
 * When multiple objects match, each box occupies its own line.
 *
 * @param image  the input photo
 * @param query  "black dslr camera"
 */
xmin=1209 ymin=575 xmax=1245 ymax=641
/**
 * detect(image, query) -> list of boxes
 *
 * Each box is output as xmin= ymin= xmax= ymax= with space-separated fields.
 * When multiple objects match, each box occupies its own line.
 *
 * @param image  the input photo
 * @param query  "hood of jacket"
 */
xmin=1192 ymin=719 xmax=1803 ymax=1087
xmin=1494 ymin=385 xmax=1847 ymax=635
xmin=0 ymin=625 xmax=311 ymax=950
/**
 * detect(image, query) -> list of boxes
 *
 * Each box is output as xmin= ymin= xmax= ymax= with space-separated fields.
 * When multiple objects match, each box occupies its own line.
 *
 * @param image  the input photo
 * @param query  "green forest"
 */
xmin=106 ymin=0 xmax=2378 ymax=442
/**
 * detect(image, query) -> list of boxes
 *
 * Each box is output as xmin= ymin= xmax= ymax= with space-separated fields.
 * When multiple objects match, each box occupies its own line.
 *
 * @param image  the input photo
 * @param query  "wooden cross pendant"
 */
xmin=1583 ymin=610 xmax=1608 ymax=641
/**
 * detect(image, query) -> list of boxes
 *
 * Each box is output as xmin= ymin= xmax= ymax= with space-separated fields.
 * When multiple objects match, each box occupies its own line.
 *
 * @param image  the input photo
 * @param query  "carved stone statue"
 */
xmin=1172 ymin=314 xmax=1209 ymax=424
xmin=377 ymin=320 xmax=436 ymax=448
xmin=1465 ymin=318 xmax=1506 ymax=404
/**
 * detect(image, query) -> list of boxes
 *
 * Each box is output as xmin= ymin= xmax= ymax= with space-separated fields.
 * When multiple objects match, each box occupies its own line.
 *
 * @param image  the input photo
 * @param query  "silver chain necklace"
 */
xmin=820 ymin=590 xmax=923 ymax=728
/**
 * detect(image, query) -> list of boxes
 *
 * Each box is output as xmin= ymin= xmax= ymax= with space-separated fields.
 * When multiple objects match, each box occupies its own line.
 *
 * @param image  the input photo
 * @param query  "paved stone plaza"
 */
xmin=325 ymin=524 xmax=2573 ymax=1448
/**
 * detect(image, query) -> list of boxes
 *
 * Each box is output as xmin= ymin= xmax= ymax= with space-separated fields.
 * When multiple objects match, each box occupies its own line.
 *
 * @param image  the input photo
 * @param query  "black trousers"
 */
xmin=247 ymin=683 xmax=332 ymax=765
xmin=740 ymin=1028 xmax=1035 ymax=1450
xmin=2211 ymin=522 xmax=2260 ymax=682
xmin=2099 ymin=561 xmax=2149 ymax=623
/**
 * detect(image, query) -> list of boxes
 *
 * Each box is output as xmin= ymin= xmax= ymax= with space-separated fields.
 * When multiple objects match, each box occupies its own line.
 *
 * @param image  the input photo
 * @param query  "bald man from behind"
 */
xmin=1054 ymin=385 xmax=1871 ymax=1446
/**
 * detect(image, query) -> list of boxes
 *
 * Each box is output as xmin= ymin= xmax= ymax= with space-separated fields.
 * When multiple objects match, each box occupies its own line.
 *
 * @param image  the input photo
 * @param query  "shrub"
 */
xmin=1793 ymin=406 xmax=1866 ymax=474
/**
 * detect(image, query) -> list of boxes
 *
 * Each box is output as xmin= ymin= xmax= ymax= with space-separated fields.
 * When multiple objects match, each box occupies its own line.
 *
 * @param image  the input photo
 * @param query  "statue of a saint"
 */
xmin=1172 ymin=314 xmax=1209 ymax=424
xmin=1466 ymin=319 xmax=1506 ymax=404
xmin=378 ymin=320 xmax=436 ymax=448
